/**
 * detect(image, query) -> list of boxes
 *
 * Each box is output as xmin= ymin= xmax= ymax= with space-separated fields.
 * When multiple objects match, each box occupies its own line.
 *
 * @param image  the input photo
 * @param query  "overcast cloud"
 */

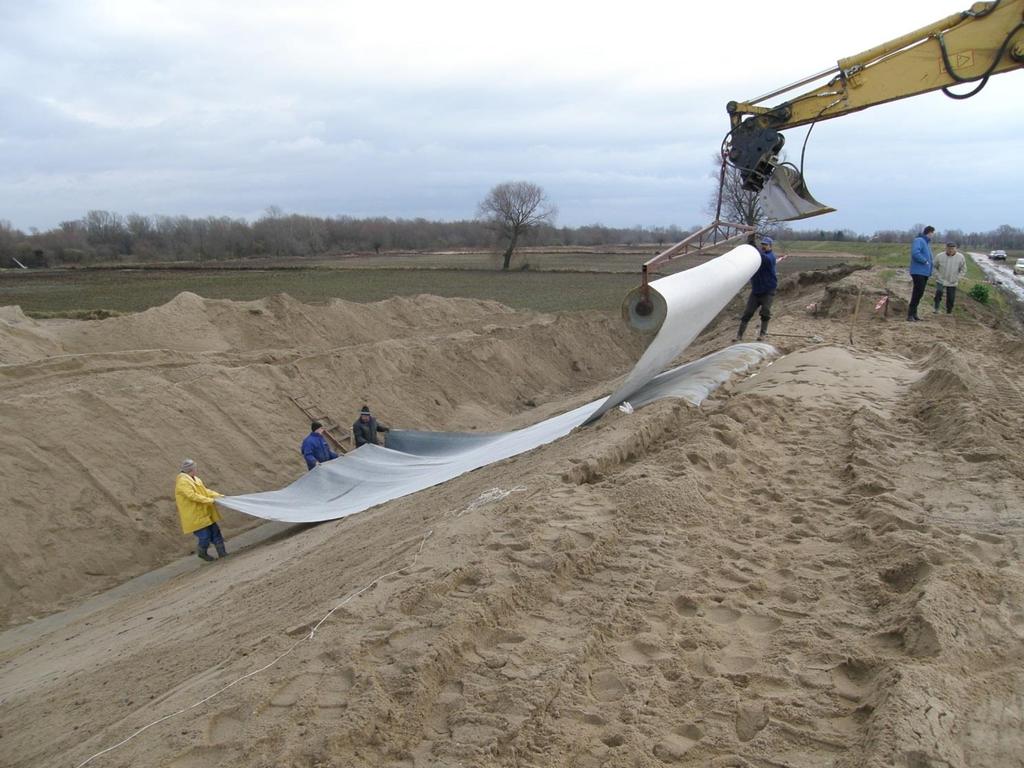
xmin=1 ymin=0 xmax=1021 ymax=234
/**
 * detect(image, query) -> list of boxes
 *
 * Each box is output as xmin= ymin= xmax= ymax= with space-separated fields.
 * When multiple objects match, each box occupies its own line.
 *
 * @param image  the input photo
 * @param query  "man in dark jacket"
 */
xmin=301 ymin=421 xmax=338 ymax=470
xmin=734 ymin=236 xmax=779 ymax=342
xmin=353 ymin=405 xmax=389 ymax=447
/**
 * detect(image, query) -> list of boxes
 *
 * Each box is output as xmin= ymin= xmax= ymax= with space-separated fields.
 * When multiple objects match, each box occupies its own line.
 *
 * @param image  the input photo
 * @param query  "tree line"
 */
xmin=1 ymin=208 xmax=1020 ymax=270
xmin=769 ymin=223 xmax=1024 ymax=250
xmin=0 ymin=207 xmax=693 ymax=269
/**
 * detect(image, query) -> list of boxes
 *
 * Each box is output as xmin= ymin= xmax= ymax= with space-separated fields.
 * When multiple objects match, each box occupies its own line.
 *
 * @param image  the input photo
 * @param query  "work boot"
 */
xmin=196 ymin=545 xmax=214 ymax=562
xmin=933 ymin=304 xmax=940 ymax=313
xmin=734 ymin=320 xmax=749 ymax=342
xmin=215 ymin=543 xmax=228 ymax=559
xmin=758 ymin=319 xmax=769 ymax=340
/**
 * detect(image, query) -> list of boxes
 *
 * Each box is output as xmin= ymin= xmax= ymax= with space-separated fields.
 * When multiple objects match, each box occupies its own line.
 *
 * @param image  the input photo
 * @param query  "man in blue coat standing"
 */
xmin=734 ymin=236 xmax=779 ymax=342
xmin=301 ymin=421 xmax=338 ymax=470
xmin=907 ymin=226 xmax=935 ymax=322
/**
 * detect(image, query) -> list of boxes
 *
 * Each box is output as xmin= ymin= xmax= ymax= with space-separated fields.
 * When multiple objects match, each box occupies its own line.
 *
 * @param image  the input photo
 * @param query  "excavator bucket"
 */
xmin=758 ymin=165 xmax=836 ymax=222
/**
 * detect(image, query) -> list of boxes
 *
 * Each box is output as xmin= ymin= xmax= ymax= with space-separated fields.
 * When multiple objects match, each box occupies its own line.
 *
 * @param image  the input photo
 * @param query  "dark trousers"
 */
xmin=194 ymin=523 xmax=224 ymax=551
xmin=741 ymin=291 xmax=775 ymax=322
xmin=908 ymin=274 xmax=929 ymax=318
xmin=737 ymin=291 xmax=775 ymax=339
xmin=934 ymin=285 xmax=957 ymax=313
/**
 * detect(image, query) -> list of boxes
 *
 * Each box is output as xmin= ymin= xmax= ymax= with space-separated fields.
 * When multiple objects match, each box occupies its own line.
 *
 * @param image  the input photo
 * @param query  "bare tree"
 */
xmin=477 ymin=181 xmax=557 ymax=270
xmin=705 ymin=155 xmax=768 ymax=230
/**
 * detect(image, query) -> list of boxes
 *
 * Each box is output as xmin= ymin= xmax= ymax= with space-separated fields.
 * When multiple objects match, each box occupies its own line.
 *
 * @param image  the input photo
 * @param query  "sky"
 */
xmin=1 ymin=0 xmax=1021 ymax=235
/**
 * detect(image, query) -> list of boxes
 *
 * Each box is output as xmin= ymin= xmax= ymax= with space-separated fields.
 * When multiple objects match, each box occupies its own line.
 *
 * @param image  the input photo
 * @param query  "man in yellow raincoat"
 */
xmin=175 ymin=459 xmax=227 ymax=561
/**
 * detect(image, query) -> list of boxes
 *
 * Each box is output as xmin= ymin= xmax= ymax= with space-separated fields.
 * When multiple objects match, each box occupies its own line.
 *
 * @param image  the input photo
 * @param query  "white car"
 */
xmin=989 ymin=249 xmax=1007 ymax=260
xmin=1014 ymin=258 xmax=1024 ymax=276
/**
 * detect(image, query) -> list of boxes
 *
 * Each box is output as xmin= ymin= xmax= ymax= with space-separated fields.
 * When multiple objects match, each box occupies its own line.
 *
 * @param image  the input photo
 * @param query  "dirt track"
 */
xmin=2 ymin=265 xmax=1024 ymax=767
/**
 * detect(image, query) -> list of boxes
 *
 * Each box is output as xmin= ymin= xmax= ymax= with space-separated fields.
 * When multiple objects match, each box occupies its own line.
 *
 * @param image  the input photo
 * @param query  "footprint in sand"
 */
xmin=387 ymin=625 xmax=440 ymax=652
xmin=617 ymin=636 xmax=671 ymax=665
xmin=719 ymin=655 xmax=757 ymax=674
xmin=566 ymin=707 xmax=608 ymax=726
xmin=589 ymin=668 xmax=627 ymax=702
xmin=601 ymin=731 xmax=626 ymax=747
xmin=540 ymin=524 xmax=594 ymax=551
xmin=207 ymin=708 xmax=245 ymax=745
xmin=652 ymin=724 xmax=703 ymax=761
xmin=672 ymin=595 xmax=698 ymax=617
xmin=476 ymin=627 xmax=527 ymax=654
xmin=737 ymin=614 xmax=782 ymax=633
xmin=316 ymin=666 xmax=355 ymax=711
xmin=269 ymin=674 xmax=319 ymax=708
xmin=829 ymin=658 xmax=876 ymax=701
xmin=396 ymin=584 xmax=444 ymax=616
xmin=706 ymin=605 xmax=741 ymax=624
xmin=878 ymin=559 xmax=931 ymax=593
xmin=736 ymin=700 xmax=770 ymax=742
xmin=425 ymin=679 xmax=466 ymax=734
xmin=486 ymin=532 xmax=530 ymax=551
xmin=871 ymin=615 xmax=941 ymax=658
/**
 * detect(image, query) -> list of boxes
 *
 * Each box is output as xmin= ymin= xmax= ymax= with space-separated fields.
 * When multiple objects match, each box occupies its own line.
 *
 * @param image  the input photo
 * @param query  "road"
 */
xmin=969 ymin=251 xmax=1024 ymax=303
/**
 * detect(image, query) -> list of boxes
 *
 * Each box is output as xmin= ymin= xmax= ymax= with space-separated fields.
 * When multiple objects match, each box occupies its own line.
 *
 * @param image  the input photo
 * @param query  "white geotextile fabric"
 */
xmin=219 ymin=245 xmax=763 ymax=523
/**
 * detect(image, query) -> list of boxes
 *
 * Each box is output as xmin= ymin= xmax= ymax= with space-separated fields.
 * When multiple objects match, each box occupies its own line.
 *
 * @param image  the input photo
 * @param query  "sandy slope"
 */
xmin=0 ymin=293 xmax=644 ymax=626
xmin=2 ymin=264 xmax=1024 ymax=768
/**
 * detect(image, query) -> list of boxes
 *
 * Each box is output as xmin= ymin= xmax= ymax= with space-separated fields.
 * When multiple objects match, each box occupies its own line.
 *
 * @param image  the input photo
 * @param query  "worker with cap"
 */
xmin=301 ymin=421 xmax=339 ymax=470
xmin=174 ymin=459 xmax=227 ymax=562
xmin=932 ymin=241 xmax=967 ymax=314
xmin=734 ymin=235 xmax=779 ymax=342
xmin=352 ymin=405 xmax=390 ymax=448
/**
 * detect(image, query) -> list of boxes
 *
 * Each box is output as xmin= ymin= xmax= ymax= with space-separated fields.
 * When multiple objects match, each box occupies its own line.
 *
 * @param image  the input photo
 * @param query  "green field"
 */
xmin=0 ymin=268 xmax=643 ymax=316
xmin=0 ymin=246 xmax=864 ymax=317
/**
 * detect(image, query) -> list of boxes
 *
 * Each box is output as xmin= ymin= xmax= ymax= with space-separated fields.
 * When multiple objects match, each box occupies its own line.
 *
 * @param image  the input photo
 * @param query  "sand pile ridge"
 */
xmin=2 ymin=263 xmax=1024 ymax=768
xmin=0 ymin=291 xmax=642 ymax=626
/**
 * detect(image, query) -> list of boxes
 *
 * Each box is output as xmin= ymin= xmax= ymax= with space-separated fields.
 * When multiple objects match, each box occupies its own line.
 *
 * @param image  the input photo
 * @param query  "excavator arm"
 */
xmin=631 ymin=1 xmax=1021 ymax=314
xmin=726 ymin=0 xmax=1024 ymax=220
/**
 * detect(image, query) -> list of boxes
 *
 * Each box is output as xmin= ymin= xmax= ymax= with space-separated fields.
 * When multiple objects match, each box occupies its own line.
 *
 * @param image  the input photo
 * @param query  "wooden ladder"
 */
xmin=289 ymin=394 xmax=352 ymax=454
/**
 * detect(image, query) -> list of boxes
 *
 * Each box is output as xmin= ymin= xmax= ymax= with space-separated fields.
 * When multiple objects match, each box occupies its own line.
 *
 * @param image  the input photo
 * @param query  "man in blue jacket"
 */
xmin=907 ymin=226 xmax=935 ymax=321
xmin=734 ymin=236 xmax=779 ymax=342
xmin=301 ymin=421 xmax=338 ymax=470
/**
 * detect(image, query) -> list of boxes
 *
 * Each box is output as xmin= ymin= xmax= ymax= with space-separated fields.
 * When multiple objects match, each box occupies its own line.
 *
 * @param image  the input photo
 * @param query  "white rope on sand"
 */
xmin=74 ymin=529 xmax=433 ymax=768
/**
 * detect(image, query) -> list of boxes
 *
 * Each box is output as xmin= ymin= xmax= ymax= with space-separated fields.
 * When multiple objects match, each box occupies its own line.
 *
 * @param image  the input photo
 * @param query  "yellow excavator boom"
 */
xmin=726 ymin=0 xmax=1024 ymax=219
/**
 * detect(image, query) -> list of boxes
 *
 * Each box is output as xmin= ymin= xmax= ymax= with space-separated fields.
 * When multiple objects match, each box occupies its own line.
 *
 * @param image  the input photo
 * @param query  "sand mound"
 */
xmin=0 ymin=292 xmax=642 ymax=626
xmin=0 ymin=306 xmax=65 ymax=363
xmin=909 ymin=342 xmax=1024 ymax=482
xmin=5 ymin=291 xmax=520 ymax=360
xmin=810 ymin=270 xmax=893 ymax=320
xmin=3 ymin=266 xmax=1024 ymax=768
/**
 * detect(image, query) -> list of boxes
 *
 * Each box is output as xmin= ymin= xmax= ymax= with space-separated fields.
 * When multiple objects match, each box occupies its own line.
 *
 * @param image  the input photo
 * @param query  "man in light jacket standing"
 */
xmin=933 ymin=241 xmax=967 ymax=314
xmin=907 ymin=226 xmax=935 ymax=322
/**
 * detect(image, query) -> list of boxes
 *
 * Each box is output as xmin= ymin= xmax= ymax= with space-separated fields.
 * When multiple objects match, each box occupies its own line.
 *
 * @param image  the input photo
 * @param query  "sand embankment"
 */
xmin=2 ymin=265 xmax=1024 ymax=767
xmin=0 ymin=292 xmax=643 ymax=626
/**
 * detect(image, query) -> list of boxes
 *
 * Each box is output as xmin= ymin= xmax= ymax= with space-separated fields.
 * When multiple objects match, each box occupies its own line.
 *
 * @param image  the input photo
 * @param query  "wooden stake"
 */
xmin=849 ymin=287 xmax=863 ymax=345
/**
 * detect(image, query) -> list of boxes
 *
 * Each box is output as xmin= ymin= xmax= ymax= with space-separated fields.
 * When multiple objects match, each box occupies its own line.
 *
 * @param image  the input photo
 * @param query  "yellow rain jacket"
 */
xmin=175 ymin=472 xmax=223 ymax=534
